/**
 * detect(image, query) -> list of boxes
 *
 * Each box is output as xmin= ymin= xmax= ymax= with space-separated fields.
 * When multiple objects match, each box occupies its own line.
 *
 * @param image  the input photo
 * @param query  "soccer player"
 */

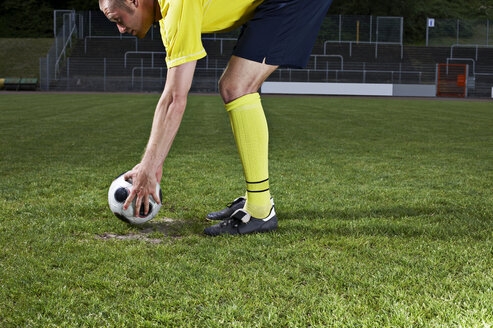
xmin=99 ymin=0 xmax=332 ymax=235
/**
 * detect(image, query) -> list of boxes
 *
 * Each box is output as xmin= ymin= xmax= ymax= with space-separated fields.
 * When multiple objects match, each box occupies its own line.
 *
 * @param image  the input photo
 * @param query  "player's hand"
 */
xmin=123 ymin=163 xmax=161 ymax=217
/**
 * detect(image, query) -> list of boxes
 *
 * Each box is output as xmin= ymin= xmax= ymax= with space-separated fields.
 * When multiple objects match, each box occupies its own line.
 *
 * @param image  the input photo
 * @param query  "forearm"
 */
xmin=135 ymin=60 xmax=196 ymax=178
xmin=121 ymin=61 xmax=196 ymax=213
xmin=140 ymin=92 xmax=187 ymax=172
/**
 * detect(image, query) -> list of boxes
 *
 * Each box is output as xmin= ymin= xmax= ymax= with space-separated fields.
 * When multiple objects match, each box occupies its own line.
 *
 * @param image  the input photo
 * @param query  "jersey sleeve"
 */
xmin=159 ymin=0 xmax=207 ymax=68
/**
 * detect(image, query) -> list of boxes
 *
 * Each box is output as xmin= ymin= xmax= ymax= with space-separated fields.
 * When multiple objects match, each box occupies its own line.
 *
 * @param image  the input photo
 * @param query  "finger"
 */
xmin=123 ymin=188 xmax=136 ymax=210
xmin=151 ymin=190 xmax=161 ymax=205
xmin=135 ymin=193 xmax=143 ymax=217
xmin=123 ymin=171 xmax=133 ymax=181
xmin=143 ymin=196 xmax=150 ymax=216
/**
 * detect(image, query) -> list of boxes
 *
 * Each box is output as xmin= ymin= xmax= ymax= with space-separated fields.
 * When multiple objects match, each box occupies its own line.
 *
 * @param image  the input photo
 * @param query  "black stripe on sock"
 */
xmin=247 ymin=188 xmax=270 ymax=193
xmin=246 ymin=178 xmax=269 ymax=184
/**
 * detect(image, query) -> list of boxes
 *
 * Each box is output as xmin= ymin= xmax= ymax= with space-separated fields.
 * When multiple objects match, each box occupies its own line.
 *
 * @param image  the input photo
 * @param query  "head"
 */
xmin=99 ymin=0 xmax=156 ymax=38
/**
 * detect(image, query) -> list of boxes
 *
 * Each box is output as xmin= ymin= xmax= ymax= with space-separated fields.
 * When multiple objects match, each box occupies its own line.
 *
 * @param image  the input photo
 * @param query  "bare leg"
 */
xmin=219 ymin=56 xmax=278 ymax=104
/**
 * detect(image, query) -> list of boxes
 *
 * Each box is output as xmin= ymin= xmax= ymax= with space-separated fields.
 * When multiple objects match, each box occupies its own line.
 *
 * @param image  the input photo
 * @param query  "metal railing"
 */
xmin=324 ymin=41 xmax=403 ymax=59
xmin=132 ymin=66 xmax=167 ymax=89
xmin=446 ymin=58 xmax=476 ymax=75
xmin=54 ymin=11 xmax=78 ymax=79
xmin=426 ymin=18 xmax=492 ymax=47
xmin=124 ymin=51 xmax=166 ymax=68
xmin=85 ymin=35 xmax=138 ymax=54
xmin=201 ymin=38 xmax=237 ymax=55
xmin=450 ymin=44 xmax=493 ymax=61
xmin=311 ymin=55 xmax=344 ymax=70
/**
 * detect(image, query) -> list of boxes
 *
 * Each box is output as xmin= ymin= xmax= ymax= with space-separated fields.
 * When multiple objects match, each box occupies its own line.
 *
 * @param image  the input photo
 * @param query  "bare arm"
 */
xmin=124 ymin=60 xmax=197 ymax=215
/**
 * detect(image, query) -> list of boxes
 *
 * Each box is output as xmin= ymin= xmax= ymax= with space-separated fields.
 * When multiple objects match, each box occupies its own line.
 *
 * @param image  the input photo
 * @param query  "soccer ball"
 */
xmin=108 ymin=172 xmax=162 ymax=224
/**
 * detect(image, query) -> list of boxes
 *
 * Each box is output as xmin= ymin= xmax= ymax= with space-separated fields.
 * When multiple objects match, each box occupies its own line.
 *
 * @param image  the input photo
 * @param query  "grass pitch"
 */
xmin=0 ymin=93 xmax=492 ymax=327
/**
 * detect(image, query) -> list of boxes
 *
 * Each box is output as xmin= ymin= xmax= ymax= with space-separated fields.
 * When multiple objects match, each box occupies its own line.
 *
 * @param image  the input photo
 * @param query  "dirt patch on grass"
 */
xmin=96 ymin=216 xmax=187 ymax=243
xmin=96 ymin=232 xmax=163 ymax=244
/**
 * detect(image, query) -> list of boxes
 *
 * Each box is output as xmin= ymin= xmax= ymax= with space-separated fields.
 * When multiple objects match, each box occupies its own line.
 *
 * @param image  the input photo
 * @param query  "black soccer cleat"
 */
xmin=206 ymin=197 xmax=246 ymax=221
xmin=204 ymin=207 xmax=277 ymax=236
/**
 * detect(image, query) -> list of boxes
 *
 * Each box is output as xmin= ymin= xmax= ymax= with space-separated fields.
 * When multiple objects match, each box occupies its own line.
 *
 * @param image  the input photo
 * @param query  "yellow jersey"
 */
xmin=158 ymin=0 xmax=263 ymax=68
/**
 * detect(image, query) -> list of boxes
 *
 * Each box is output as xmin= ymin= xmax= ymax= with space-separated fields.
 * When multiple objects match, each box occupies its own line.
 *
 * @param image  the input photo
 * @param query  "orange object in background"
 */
xmin=456 ymin=74 xmax=466 ymax=87
xmin=437 ymin=64 xmax=467 ymax=97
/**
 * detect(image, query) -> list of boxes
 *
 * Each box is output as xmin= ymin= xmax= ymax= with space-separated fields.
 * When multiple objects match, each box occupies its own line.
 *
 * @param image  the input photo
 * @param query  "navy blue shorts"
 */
xmin=233 ymin=0 xmax=332 ymax=69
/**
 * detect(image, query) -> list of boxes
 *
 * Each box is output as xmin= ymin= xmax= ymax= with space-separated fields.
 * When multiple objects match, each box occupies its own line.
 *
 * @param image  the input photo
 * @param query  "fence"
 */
xmin=40 ymin=10 xmax=80 ymax=90
xmin=40 ymin=10 xmax=403 ymax=91
xmin=44 ymin=54 xmax=440 ymax=93
xmin=319 ymin=15 xmax=403 ymax=44
xmin=426 ymin=18 xmax=492 ymax=46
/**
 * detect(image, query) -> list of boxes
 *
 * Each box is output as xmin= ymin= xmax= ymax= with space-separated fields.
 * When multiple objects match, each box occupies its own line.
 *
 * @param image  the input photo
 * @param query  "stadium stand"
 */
xmin=39 ymin=11 xmax=493 ymax=98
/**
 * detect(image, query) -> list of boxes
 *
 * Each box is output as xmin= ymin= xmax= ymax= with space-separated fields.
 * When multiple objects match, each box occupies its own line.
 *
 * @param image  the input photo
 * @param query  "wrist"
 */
xmin=140 ymin=152 xmax=161 ymax=173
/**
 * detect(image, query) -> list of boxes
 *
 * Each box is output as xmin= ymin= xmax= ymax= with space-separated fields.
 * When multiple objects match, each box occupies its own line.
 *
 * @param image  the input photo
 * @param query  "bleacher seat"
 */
xmin=2 ymin=78 xmax=38 ymax=91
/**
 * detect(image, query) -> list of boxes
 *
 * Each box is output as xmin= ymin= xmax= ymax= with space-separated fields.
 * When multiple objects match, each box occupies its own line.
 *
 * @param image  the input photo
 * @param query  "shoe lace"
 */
xmin=221 ymin=214 xmax=243 ymax=228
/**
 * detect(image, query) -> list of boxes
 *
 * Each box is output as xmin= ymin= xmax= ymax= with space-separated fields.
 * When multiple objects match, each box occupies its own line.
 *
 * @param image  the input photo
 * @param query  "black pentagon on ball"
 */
xmin=114 ymin=187 xmax=129 ymax=203
xmin=139 ymin=203 xmax=153 ymax=218
xmin=114 ymin=213 xmax=131 ymax=223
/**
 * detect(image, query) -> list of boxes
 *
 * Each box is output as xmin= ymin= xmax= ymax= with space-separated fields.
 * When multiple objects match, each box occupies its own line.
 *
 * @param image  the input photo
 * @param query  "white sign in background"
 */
xmin=261 ymin=82 xmax=394 ymax=96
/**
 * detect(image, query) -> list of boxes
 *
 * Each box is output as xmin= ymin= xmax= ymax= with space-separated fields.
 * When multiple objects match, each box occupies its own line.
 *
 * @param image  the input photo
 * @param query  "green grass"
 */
xmin=0 ymin=38 xmax=53 ymax=78
xmin=0 ymin=94 xmax=492 ymax=327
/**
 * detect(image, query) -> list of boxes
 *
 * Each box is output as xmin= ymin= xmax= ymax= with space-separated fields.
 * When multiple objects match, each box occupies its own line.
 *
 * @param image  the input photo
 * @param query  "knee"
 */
xmin=219 ymin=77 xmax=257 ymax=104
xmin=219 ymin=77 xmax=243 ymax=104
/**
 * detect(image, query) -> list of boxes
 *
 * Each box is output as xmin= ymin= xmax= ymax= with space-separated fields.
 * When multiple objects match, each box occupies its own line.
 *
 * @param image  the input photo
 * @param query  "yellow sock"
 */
xmin=225 ymin=93 xmax=271 ymax=218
